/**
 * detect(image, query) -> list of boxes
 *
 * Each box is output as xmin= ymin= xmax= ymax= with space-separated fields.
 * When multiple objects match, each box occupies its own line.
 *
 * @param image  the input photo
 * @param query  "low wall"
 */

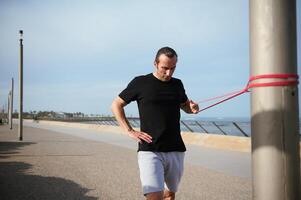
xmin=25 ymin=120 xmax=301 ymax=154
xmin=181 ymin=132 xmax=251 ymax=152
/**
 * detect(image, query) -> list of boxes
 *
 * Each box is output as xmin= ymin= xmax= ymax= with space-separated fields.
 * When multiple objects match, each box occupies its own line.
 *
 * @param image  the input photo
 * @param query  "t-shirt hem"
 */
xmin=137 ymin=148 xmax=186 ymax=152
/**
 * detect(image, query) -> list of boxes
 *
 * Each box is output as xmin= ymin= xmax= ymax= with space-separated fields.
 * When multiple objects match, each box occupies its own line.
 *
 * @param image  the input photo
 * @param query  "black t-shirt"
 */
xmin=119 ymin=73 xmax=188 ymax=152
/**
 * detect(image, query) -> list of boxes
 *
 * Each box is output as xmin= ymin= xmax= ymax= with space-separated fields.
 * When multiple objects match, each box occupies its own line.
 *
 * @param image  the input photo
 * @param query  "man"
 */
xmin=111 ymin=47 xmax=199 ymax=200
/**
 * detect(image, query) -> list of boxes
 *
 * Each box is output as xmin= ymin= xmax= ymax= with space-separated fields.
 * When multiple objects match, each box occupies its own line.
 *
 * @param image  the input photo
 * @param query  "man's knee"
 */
xmin=145 ymin=191 xmax=164 ymax=200
xmin=163 ymin=190 xmax=175 ymax=200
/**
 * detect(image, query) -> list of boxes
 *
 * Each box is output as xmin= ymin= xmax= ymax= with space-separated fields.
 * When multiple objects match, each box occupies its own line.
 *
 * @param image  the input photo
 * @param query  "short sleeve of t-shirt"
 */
xmin=119 ymin=77 xmax=140 ymax=104
xmin=179 ymin=80 xmax=188 ymax=104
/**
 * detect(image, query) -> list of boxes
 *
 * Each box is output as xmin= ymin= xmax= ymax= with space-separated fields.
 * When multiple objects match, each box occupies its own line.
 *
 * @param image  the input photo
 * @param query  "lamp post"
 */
xmin=19 ymin=30 xmax=23 ymax=141
xmin=10 ymin=78 xmax=14 ymax=130
xmin=250 ymin=0 xmax=300 ymax=199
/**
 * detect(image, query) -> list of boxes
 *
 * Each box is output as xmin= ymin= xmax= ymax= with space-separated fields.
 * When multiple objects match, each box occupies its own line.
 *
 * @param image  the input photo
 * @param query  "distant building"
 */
xmin=73 ymin=112 xmax=84 ymax=118
xmin=48 ymin=112 xmax=67 ymax=119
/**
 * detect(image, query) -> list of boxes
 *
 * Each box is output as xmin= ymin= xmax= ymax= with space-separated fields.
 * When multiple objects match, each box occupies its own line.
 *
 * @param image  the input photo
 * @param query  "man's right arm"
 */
xmin=111 ymin=97 xmax=152 ymax=144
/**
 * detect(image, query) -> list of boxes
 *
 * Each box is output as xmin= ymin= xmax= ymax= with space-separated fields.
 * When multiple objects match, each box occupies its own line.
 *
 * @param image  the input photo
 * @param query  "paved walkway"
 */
xmin=23 ymin=120 xmax=252 ymax=178
xmin=0 ymin=124 xmax=251 ymax=200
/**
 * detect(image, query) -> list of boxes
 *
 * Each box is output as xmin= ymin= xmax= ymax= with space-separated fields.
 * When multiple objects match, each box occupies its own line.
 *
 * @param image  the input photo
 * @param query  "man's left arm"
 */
xmin=180 ymin=99 xmax=199 ymax=114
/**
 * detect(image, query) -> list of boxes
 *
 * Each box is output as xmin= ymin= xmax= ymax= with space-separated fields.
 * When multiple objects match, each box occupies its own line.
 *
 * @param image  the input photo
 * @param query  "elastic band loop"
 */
xmin=197 ymin=73 xmax=299 ymax=113
xmin=249 ymin=73 xmax=298 ymax=81
xmin=248 ymin=80 xmax=299 ymax=89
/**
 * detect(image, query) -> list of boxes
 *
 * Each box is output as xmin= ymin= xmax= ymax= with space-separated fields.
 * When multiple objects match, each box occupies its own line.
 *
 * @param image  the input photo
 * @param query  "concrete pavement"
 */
xmin=22 ymin=120 xmax=251 ymax=178
xmin=0 ymin=124 xmax=251 ymax=200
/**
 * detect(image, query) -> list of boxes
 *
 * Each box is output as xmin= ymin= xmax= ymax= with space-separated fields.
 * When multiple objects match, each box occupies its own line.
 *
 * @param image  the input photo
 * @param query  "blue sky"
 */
xmin=0 ymin=0 xmax=300 ymax=118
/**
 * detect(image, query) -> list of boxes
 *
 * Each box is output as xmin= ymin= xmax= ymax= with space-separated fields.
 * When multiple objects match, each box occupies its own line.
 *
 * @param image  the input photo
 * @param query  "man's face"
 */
xmin=154 ymin=54 xmax=177 ymax=82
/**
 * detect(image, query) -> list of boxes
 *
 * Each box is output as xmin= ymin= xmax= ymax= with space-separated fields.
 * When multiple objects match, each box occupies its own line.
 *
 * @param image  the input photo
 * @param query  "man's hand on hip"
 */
xmin=128 ymin=129 xmax=153 ymax=144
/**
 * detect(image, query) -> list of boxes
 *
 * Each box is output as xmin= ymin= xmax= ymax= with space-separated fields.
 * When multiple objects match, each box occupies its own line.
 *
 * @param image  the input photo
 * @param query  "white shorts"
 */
xmin=137 ymin=151 xmax=185 ymax=195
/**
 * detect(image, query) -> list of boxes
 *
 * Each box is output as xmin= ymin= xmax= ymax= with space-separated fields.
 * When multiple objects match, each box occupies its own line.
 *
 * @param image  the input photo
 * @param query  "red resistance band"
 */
xmin=198 ymin=73 xmax=299 ymax=113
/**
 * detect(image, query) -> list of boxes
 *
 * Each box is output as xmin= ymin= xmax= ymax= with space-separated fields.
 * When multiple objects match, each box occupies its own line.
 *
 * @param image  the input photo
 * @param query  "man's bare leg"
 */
xmin=163 ymin=190 xmax=175 ymax=200
xmin=145 ymin=191 xmax=164 ymax=200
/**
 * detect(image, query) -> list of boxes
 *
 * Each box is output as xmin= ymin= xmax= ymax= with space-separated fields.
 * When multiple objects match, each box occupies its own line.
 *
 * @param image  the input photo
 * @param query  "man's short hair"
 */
xmin=155 ymin=47 xmax=178 ymax=63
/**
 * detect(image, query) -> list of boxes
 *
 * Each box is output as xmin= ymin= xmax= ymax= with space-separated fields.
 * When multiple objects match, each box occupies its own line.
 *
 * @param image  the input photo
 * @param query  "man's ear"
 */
xmin=154 ymin=60 xmax=158 ymax=67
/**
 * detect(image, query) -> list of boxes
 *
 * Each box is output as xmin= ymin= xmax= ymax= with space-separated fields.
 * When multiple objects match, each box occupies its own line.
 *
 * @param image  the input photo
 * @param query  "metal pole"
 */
xmin=10 ymin=78 xmax=14 ymax=129
xmin=195 ymin=121 xmax=209 ymax=133
xmin=7 ymin=92 xmax=10 ymax=124
xmin=212 ymin=121 xmax=227 ymax=135
xmin=181 ymin=120 xmax=194 ymax=132
xmin=250 ymin=0 xmax=300 ymax=199
xmin=232 ymin=122 xmax=248 ymax=137
xmin=19 ymin=30 xmax=23 ymax=141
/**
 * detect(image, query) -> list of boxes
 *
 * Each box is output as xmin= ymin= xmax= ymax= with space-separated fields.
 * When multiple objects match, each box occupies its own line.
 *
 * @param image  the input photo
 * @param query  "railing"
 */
xmin=179 ymin=120 xmax=250 ymax=137
xmin=81 ymin=117 xmax=252 ymax=137
xmin=90 ymin=118 xmax=301 ymax=138
xmin=3 ymin=116 xmax=301 ymax=138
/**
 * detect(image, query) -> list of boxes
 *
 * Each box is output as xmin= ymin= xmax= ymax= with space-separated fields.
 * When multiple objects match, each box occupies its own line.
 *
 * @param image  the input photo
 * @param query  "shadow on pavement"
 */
xmin=0 ymin=142 xmax=35 ymax=159
xmin=0 ymin=161 xmax=97 ymax=200
xmin=0 ymin=140 xmax=98 ymax=199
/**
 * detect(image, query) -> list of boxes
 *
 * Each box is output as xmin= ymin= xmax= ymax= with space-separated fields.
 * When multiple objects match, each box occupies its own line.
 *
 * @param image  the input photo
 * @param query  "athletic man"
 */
xmin=111 ymin=47 xmax=199 ymax=200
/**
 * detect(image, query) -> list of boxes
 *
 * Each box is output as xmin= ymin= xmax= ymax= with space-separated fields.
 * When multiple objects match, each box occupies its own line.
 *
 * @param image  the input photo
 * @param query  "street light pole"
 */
xmin=19 ymin=30 xmax=23 ymax=141
xmin=7 ymin=92 xmax=10 ymax=124
xmin=10 ymin=78 xmax=14 ymax=129
xmin=250 ymin=0 xmax=300 ymax=199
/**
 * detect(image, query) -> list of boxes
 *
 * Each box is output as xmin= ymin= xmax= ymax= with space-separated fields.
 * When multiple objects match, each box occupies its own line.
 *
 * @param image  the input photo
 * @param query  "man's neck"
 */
xmin=152 ymin=72 xmax=171 ymax=82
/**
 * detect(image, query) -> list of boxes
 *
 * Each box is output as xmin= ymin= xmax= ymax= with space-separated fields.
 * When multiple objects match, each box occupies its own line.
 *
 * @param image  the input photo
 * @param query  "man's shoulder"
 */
xmin=172 ymin=77 xmax=181 ymax=81
xmin=132 ymin=73 xmax=152 ymax=82
xmin=171 ymin=77 xmax=183 ymax=85
xmin=126 ymin=74 xmax=152 ymax=88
